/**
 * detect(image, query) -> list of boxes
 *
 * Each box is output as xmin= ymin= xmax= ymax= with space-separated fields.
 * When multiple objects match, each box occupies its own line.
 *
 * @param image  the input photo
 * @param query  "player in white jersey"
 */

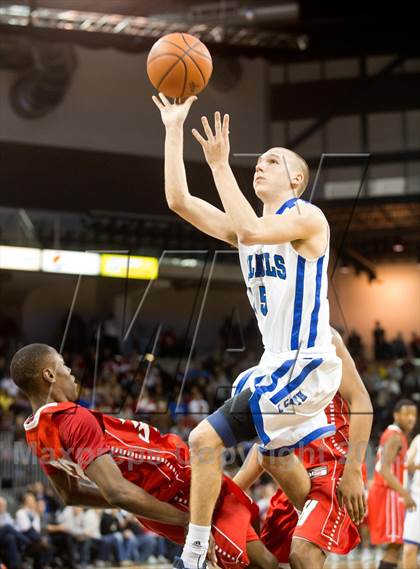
xmin=153 ymin=94 xmax=345 ymax=569
xmin=402 ymin=433 xmax=420 ymax=567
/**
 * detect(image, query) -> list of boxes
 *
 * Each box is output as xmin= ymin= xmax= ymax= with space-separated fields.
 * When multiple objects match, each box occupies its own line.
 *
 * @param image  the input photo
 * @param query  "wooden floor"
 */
xmin=107 ymin=549 xmax=420 ymax=567
xmin=108 ymin=551 xmax=381 ymax=568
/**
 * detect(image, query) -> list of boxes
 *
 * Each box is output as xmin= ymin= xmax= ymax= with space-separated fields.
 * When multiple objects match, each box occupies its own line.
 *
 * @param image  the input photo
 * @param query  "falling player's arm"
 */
xmin=47 ymin=469 xmax=112 ymax=508
xmin=84 ymin=454 xmax=189 ymax=525
xmin=192 ymin=112 xmax=325 ymax=245
xmin=331 ymin=328 xmax=373 ymax=524
xmin=233 ymin=444 xmax=264 ymax=491
xmin=50 ymin=455 xmax=188 ymax=525
xmin=153 ymin=94 xmax=237 ymax=247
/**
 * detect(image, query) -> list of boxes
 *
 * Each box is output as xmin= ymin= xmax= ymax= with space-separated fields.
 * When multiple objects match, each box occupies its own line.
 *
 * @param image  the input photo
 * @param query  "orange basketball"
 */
xmin=147 ymin=32 xmax=213 ymax=99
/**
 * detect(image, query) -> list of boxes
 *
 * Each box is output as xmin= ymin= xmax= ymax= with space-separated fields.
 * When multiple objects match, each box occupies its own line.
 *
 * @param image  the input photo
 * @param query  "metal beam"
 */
xmin=276 ymin=55 xmax=409 ymax=148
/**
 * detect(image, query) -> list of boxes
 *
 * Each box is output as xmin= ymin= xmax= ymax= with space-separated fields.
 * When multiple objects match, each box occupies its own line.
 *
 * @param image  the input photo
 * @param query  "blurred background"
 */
xmin=0 ymin=1 xmax=419 ymax=567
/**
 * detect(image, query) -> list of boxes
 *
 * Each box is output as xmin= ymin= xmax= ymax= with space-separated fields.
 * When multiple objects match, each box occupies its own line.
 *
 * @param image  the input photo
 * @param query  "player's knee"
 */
xmin=188 ymin=420 xmax=222 ymax=453
xmin=289 ymin=539 xmax=324 ymax=569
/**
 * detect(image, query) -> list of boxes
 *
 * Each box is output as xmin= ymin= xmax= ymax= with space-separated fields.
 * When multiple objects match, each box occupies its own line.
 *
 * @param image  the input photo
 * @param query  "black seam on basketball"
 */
xmin=157 ymin=57 xmax=184 ymax=93
xmin=181 ymin=34 xmax=212 ymax=61
xmin=148 ymin=53 xmax=182 ymax=65
xmin=184 ymin=52 xmax=206 ymax=86
xmin=179 ymin=57 xmax=188 ymax=99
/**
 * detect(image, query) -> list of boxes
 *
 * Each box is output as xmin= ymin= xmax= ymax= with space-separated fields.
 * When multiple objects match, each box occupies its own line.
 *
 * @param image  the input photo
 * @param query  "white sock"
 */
xmin=180 ymin=523 xmax=211 ymax=568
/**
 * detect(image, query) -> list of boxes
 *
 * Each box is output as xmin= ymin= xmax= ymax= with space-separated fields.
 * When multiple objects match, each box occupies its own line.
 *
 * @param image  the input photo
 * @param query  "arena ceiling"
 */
xmin=0 ymin=0 xmax=419 ymax=60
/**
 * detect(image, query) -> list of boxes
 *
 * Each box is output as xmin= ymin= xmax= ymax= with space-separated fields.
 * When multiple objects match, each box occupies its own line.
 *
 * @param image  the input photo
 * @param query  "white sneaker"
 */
xmin=157 ymin=555 xmax=168 ymax=562
xmin=146 ymin=555 xmax=159 ymax=564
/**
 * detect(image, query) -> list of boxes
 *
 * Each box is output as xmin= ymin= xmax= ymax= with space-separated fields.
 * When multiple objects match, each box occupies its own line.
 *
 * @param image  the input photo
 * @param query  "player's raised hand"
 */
xmin=192 ymin=111 xmax=230 ymax=168
xmin=152 ymin=92 xmax=197 ymax=128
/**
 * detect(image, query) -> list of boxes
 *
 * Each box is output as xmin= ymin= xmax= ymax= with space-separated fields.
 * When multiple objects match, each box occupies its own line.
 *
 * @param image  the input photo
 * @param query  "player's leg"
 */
xmin=402 ymin=543 xmax=418 ymax=568
xmin=379 ymin=543 xmax=401 ymax=568
xmin=289 ymin=537 xmax=326 ymax=569
xmin=246 ymin=540 xmax=279 ymax=569
xmin=180 ymin=419 xmax=225 ymax=567
xmin=260 ymin=451 xmax=310 ymax=510
xmin=179 ymin=388 xmax=259 ymax=568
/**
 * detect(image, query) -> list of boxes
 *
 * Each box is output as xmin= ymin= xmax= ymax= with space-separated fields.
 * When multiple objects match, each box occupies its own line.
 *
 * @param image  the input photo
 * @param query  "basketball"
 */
xmin=147 ymin=32 xmax=213 ymax=99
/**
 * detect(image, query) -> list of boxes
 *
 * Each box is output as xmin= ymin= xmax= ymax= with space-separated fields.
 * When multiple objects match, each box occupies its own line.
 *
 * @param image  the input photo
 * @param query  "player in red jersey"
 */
xmin=10 ymin=343 xmax=278 ymax=569
xmin=233 ymin=329 xmax=373 ymax=568
xmin=367 ymin=399 xmax=417 ymax=569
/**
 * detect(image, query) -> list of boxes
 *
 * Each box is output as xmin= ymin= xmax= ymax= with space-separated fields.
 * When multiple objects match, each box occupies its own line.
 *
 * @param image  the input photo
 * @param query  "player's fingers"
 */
xmin=201 ymin=115 xmax=214 ymax=140
xmin=336 ymin=488 xmax=343 ymax=508
xmin=351 ymin=496 xmax=360 ymax=524
xmin=222 ymin=113 xmax=230 ymax=138
xmin=214 ymin=111 xmax=222 ymax=136
xmin=358 ymin=495 xmax=365 ymax=524
xmin=185 ymin=95 xmax=198 ymax=110
xmin=152 ymin=96 xmax=164 ymax=110
xmin=344 ymin=495 xmax=354 ymax=521
xmin=158 ymin=92 xmax=171 ymax=106
xmin=192 ymin=128 xmax=207 ymax=146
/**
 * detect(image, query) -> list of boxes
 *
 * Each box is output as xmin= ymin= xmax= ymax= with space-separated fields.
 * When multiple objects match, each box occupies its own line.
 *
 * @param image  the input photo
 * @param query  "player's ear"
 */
xmin=42 ymin=367 xmax=55 ymax=384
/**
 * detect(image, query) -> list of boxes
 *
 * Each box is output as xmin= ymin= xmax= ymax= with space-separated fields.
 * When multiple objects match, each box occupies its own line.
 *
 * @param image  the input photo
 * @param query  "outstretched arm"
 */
xmin=331 ymin=328 xmax=373 ymax=524
xmin=193 ymin=112 xmax=325 ymax=245
xmin=153 ymin=94 xmax=237 ymax=247
xmin=48 ymin=456 xmax=188 ymax=526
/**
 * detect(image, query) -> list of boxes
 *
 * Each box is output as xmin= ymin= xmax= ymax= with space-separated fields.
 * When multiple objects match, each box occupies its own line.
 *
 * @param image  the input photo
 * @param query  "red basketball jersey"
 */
xmin=372 ymin=425 xmax=408 ymax=488
xmin=297 ymin=393 xmax=350 ymax=469
xmin=24 ymin=401 xmax=191 ymax=502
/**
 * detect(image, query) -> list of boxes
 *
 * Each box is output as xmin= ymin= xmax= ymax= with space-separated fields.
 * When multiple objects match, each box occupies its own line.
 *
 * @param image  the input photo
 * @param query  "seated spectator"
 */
xmin=188 ymin=386 xmax=209 ymax=427
xmin=45 ymin=505 xmax=77 ymax=569
xmin=0 ymin=496 xmax=30 ymax=569
xmin=99 ymin=509 xmax=125 ymax=565
xmin=123 ymin=513 xmax=164 ymax=563
xmin=15 ymin=492 xmax=50 ymax=569
xmin=72 ymin=507 xmax=101 ymax=569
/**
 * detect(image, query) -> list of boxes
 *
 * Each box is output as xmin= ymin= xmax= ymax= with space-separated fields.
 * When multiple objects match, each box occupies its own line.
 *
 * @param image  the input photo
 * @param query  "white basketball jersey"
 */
xmin=408 ymin=434 xmax=420 ymax=496
xmin=238 ymin=198 xmax=332 ymax=354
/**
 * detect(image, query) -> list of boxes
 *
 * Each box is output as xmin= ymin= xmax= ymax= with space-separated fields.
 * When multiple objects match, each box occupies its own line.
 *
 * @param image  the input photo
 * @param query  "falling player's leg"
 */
xmin=260 ymin=451 xmax=310 ymax=510
xmin=379 ymin=543 xmax=402 ymax=568
xmin=402 ymin=543 xmax=418 ymax=568
xmin=289 ymin=538 xmax=326 ymax=569
xmin=246 ymin=540 xmax=279 ymax=569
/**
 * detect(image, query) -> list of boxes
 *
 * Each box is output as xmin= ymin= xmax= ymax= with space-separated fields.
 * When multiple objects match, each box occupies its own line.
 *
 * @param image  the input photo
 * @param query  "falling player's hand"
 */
xmin=402 ymin=491 xmax=417 ymax=512
xmin=206 ymin=534 xmax=219 ymax=567
xmin=192 ymin=111 xmax=230 ymax=168
xmin=152 ymin=92 xmax=197 ymax=128
xmin=336 ymin=468 xmax=366 ymax=525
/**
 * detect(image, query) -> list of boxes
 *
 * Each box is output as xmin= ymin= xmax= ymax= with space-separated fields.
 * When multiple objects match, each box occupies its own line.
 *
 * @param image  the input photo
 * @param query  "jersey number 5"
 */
xmin=259 ymin=285 xmax=268 ymax=316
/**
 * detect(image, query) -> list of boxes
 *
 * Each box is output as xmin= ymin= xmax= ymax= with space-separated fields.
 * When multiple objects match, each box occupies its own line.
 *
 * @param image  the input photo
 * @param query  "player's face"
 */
xmin=394 ymin=405 xmax=417 ymax=434
xmin=52 ymin=353 xmax=78 ymax=401
xmin=253 ymin=149 xmax=297 ymax=201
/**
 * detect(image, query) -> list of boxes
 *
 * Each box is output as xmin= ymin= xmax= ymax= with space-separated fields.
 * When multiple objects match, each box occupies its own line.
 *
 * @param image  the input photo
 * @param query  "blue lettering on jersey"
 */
xmin=247 ymin=253 xmax=287 ymax=281
xmin=279 ymin=390 xmax=308 ymax=412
